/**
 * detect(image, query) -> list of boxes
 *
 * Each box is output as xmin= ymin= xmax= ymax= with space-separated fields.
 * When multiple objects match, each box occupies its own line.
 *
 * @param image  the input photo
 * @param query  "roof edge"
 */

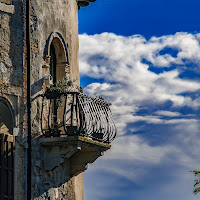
xmin=77 ymin=0 xmax=96 ymax=8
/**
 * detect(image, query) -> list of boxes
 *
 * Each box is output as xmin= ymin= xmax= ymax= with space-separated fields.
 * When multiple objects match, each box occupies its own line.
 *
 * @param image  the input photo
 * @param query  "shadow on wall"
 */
xmin=9 ymin=0 xmax=23 ymax=86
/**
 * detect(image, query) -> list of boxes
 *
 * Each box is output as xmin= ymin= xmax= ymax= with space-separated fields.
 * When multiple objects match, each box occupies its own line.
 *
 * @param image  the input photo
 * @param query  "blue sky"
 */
xmin=79 ymin=0 xmax=200 ymax=37
xmin=78 ymin=1 xmax=200 ymax=200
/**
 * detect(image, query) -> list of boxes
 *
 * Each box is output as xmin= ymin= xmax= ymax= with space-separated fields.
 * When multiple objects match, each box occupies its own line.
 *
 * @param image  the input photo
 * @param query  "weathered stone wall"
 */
xmin=0 ymin=1 xmax=26 ymax=199
xmin=30 ymin=0 xmax=80 ymax=137
xmin=31 ymin=138 xmax=78 ymax=200
xmin=29 ymin=0 xmax=83 ymax=199
xmin=0 ymin=0 xmax=84 ymax=199
xmin=0 ymin=0 xmax=12 ymax=5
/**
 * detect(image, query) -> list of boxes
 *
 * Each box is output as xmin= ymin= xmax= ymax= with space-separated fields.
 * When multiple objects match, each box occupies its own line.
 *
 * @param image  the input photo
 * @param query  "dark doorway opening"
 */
xmin=0 ymin=100 xmax=14 ymax=200
xmin=50 ymin=43 xmax=57 ymax=84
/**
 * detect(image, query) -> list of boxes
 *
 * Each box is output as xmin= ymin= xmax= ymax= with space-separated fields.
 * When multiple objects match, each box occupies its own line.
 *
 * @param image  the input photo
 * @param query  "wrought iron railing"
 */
xmin=41 ymin=92 xmax=116 ymax=144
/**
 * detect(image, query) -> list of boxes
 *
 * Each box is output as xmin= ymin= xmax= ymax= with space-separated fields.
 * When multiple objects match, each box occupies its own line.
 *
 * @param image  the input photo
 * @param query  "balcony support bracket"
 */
xmin=40 ymin=136 xmax=111 ymax=176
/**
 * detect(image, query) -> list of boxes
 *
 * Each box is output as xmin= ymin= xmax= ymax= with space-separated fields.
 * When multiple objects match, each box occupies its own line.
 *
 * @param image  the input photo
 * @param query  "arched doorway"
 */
xmin=0 ymin=99 xmax=15 ymax=200
xmin=50 ymin=43 xmax=57 ymax=83
xmin=47 ymin=34 xmax=69 ymax=136
xmin=49 ymin=36 xmax=68 ymax=82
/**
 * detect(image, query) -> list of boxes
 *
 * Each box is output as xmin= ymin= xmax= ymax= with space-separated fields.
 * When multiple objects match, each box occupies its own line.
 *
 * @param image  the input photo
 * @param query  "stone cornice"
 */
xmin=77 ymin=0 xmax=96 ymax=8
xmin=0 ymin=2 xmax=14 ymax=14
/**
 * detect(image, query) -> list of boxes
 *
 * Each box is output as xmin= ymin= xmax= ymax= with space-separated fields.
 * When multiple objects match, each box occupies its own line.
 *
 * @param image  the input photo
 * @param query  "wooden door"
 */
xmin=0 ymin=132 xmax=14 ymax=200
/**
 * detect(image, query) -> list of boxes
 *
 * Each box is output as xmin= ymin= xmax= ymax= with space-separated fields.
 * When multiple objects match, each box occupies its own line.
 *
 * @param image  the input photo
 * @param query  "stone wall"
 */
xmin=0 ymin=0 xmax=12 ymax=5
xmin=0 ymin=1 xmax=25 ymax=199
xmin=0 ymin=11 xmax=13 ymax=83
xmin=0 ymin=0 xmax=84 ymax=199
xmin=29 ymin=0 xmax=83 ymax=199
xmin=31 ymin=138 xmax=77 ymax=199
xmin=30 ymin=0 xmax=80 ymax=137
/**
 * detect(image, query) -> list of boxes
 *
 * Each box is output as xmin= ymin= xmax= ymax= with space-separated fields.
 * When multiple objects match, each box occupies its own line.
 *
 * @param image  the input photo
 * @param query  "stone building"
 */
xmin=0 ymin=0 xmax=116 ymax=199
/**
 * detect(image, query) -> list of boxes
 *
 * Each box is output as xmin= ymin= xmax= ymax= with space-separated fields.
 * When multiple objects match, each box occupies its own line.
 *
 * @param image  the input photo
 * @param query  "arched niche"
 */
xmin=43 ymin=33 xmax=70 ymax=135
xmin=43 ymin=32 xmax=70 ymax=82
xmin=0 ymin=97 xmax=15 ymax=135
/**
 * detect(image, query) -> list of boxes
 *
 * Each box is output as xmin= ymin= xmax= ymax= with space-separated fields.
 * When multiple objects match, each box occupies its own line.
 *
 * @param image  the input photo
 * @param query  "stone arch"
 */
xmin=46 ymin=32 xmax=69 ymax=61
xmin=43 ymin=32 xmax=70 ymax=133
xmin=44 ymin=32 xmax=70 ymax=82
xmin=0 ymin=96 xmax=15 ymax=134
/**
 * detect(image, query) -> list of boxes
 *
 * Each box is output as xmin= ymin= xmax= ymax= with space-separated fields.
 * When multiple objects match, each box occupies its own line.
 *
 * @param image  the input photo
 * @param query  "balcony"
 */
xmin=41 ymin=90 xmax=116 ymax=144
xmin=40 ymin=88 xmax=116 ymax=175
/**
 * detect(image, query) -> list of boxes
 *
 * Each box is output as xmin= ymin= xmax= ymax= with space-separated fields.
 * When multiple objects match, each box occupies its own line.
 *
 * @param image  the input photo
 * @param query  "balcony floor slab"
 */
xmin=39 ymin=136 xmax=111 ymax=176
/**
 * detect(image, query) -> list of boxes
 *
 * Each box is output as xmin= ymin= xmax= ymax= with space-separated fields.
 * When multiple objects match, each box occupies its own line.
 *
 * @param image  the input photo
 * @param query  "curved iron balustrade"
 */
xmin=41 ymin=92 xmax=116 ymax=144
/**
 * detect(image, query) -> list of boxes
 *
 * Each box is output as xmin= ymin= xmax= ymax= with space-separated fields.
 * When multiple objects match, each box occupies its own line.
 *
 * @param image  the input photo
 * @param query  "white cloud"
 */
xmin=80 ymin=32 xmax=200 ymax=134
xmin=155 ymin=110 xmax=181 ymax=117
xmin=84 ymin=120 xmax=200 ymax=200
xmin=79 ymin=32 xmax=200 ymax=200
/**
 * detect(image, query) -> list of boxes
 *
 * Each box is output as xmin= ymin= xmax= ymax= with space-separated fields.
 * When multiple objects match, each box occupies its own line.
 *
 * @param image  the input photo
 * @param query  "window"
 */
xmin=0 ymin=132 xmax=14 ymax=200
xmin=0 ymin=100 xmax=14 ymax=200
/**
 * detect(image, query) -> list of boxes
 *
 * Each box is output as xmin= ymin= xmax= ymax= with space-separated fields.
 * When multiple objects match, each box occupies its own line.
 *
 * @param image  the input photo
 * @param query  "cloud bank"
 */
xmin=79 ymin=32 xmax=200 ymax=200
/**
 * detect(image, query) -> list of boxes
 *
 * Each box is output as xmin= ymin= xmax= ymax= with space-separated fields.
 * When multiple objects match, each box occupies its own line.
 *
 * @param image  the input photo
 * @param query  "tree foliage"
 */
xmin=191 ymin=170 xmax=200 ymax=194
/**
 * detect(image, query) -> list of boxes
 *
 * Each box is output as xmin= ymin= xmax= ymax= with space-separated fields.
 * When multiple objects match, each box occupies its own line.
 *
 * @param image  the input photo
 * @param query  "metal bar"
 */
xmin=41 ymin=91 xmax=116 ymax=144
xmin=6 ymin=141 xmax=8 ymax=196
xmin=48 ymin=99 xmax=52 ymax=134
xmin=86 ymin=98 xmax=96 ymax=135
xmin=26 ymin=0 xmax=31 ymax=199
xmin=70 ymin=93 xmax=75 ymax=132
xmin=0 ymin=134 xmax=3 ymax=200
xmin=75 ymin=93 xmax=79 ymax=131
xmin=63 ymin=94 xmax=68 ymax=134
xmin=41 ymin=96 xmax=45 ymax=135
xmin=78 ymin=96 xmax=86 ymax=131
xmin=11 ymin=135 xmax=14 ymax=198
xmin=77 ymin=96 xmax=83 ymax=134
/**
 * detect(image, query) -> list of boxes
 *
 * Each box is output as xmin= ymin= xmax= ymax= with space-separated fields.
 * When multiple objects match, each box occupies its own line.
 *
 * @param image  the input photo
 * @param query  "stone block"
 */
xmin=0 ymin=2 xmax=14 ymax=14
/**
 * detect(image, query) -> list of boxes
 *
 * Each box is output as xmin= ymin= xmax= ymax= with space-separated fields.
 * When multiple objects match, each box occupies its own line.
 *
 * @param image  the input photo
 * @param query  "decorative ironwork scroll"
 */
xmin=41 ymin=92 xmax=116 ymax=144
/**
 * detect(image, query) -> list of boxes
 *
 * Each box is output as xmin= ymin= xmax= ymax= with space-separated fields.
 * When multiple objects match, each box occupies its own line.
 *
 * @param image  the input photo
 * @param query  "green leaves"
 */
xmin=191 ymin=170 xmax=200 ymax=195
xmin=192 ymin=170 xmax=200 ymax=176
xmin=45 ymin=77 xmax=70 ymax=95
xmin=193 ymin=187 xmax=200 ymax=195
xmin=94 ymin=93 xmax=105 ymax=100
